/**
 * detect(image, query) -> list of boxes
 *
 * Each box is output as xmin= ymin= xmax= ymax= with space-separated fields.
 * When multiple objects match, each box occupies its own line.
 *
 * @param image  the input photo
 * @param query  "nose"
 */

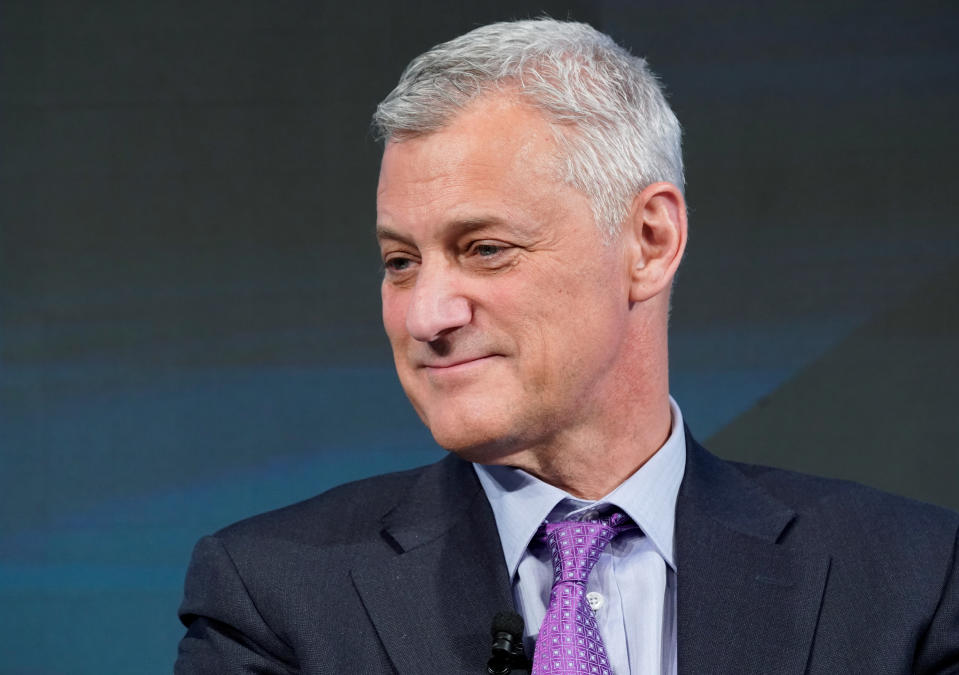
xmin=405 ymin=262 xmax=472 ymax=342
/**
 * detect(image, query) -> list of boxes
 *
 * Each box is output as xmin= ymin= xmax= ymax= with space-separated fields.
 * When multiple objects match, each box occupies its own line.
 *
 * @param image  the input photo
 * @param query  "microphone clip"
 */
xmin=487 ymin=611 xmax=531 ymax=674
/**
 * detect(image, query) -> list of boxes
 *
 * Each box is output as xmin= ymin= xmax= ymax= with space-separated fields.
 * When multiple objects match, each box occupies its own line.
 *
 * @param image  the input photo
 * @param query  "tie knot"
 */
xmin=543 ymin=511 xmax=630 ymax=584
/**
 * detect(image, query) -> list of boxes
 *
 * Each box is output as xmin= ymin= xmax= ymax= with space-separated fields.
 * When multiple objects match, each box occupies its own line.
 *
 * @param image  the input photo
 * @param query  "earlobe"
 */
xmin=626 ymin=182 xmax=687 ymax=303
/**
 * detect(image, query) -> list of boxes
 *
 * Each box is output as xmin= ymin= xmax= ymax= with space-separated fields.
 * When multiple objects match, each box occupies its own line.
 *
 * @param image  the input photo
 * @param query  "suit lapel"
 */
xmin=676 ymin=434 xmax=830 ymax=674
xmin=350 ymin=434 xmax=830 ymax=674
xmin=351 ymin=455 xmax=515 ymax=674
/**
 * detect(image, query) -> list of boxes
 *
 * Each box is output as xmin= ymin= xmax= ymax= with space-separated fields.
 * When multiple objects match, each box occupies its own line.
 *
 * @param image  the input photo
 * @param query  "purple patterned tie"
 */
xmin=532 ymin=512 xmax=631 ymax=674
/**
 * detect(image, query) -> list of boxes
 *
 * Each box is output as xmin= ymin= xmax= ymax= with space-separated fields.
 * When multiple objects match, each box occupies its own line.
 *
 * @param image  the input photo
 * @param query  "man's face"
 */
xmin=376 ymin=94 xmax=634 ymax=463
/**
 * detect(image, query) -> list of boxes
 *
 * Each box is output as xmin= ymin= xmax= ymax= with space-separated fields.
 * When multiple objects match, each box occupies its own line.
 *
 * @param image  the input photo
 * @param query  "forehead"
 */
xmin=375 ymin=94 xmax=572 ymax=231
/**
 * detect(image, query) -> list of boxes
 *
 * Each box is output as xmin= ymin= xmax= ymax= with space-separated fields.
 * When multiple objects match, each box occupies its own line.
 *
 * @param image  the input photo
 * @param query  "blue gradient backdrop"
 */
xmin=2 ymin=2 xmax=957 ymax=672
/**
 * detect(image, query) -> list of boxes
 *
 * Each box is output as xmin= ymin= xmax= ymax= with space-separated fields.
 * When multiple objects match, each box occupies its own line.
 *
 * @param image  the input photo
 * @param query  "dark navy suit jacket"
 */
xmin=175 ymin=432 xmax=959 ymax=673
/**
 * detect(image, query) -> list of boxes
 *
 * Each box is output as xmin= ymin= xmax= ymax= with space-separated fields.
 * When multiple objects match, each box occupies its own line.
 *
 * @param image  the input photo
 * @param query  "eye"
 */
xmin=463 ymin=239 xmax=518 ymax=272
xmin=384 ymin=256 xmax=412 ymax=271
xmin=382 ymin=252 xmax=419 ymax=281
xmin=473 ymin=243 xmax=503 ymax=257
xmin=468 ymin=241 xmax=508 ymax=257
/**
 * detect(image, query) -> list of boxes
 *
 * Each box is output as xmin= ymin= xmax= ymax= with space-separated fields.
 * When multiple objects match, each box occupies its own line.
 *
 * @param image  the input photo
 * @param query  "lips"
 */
xmin=422 ymin=355 xmax=498 ymax=370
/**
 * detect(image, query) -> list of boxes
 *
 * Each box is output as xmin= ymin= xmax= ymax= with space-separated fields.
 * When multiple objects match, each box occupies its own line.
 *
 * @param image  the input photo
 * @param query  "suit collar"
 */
xmin=351 ymin=454 xmax=515 ymax=674
xmin=378 ymin=453 xmax=484 ymax=553
xmin=676 ymin=430 xmax=830 ymax=675
xmin=678 ymin=429 xmax=796 ymax=542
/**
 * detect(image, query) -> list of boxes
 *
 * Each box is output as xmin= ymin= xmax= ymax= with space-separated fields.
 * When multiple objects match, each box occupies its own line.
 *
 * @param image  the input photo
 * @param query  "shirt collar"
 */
xmin=474 ymin=397 xmax=687 ymax=580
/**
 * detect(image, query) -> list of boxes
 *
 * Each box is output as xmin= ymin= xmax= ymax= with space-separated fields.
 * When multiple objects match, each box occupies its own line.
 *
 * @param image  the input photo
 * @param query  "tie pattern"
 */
xmin=532 ymin=511 xmax=631 ymax=674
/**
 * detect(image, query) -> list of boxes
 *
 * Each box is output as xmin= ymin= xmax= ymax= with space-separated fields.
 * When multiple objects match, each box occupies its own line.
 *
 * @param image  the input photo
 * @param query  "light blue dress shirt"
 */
xmin=474 ymin=397 xmax=686 ymax=675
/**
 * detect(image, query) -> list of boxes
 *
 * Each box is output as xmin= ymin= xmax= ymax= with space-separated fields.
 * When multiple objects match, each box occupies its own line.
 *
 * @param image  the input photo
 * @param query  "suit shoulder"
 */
xmin=211 ymin=462 xmax=430 ymax=546
xmin=733 ymin=460 xmax=959 ymax=541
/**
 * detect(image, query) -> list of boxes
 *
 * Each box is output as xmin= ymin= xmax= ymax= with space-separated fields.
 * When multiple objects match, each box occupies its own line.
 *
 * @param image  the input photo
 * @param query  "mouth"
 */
xmin=421 ymin=354 xmax=500 ymax=372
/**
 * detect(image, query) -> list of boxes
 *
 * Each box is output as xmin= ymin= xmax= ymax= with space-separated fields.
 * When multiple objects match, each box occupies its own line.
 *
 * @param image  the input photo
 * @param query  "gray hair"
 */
xmin=372 ymin=18 xmax=684 ymax=237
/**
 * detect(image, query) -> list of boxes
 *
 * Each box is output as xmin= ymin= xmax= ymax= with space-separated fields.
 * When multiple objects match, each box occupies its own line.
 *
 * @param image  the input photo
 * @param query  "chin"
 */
xmin=426 ymin=415 xmax=522 ymax=466
xmin=405 ymin=384 xmax=533 ymax=462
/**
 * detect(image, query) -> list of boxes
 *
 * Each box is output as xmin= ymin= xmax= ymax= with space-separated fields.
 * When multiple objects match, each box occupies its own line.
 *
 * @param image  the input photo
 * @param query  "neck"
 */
xmin=483 ymin=303 xmax=674 ymax=499
xmin=503 ymin=330 xmax=672 ymax=498
xmin=517 ymin=391 xmax=672 ymax=500
xmin=521 ymin=306 xmax=673 ymax=499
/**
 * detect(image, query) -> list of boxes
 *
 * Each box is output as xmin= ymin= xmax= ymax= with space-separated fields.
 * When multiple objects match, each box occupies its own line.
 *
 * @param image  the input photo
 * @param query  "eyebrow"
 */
xmin=375 ymin=225 xmax=415 ymax=247
xmin=375 ymin=216 xmax=510 ymax=246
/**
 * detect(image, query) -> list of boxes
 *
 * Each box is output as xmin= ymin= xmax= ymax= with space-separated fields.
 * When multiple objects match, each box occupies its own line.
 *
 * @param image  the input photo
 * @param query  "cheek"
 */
xmin=381 ymin=286 xmax=409 ymax=344
xmin=527 ymin=274 xmax=623 ymax=367
xmin=509 ymin=288 xmax=575 ymax=376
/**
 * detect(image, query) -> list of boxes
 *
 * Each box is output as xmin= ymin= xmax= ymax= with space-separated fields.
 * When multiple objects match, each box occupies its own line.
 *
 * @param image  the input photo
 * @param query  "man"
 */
xmin=175 ymin=19 xmax=959 ymax=674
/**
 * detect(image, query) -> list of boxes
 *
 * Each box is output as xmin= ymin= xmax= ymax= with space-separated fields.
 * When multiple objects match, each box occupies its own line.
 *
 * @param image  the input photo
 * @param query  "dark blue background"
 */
xmin=2 ymin=1 xmax=957 ymax=672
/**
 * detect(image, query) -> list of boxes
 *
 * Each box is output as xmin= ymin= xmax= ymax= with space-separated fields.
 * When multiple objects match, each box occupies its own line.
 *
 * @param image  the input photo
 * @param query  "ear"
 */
xmin=623 ymin=182 xmax=688 ymax=303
